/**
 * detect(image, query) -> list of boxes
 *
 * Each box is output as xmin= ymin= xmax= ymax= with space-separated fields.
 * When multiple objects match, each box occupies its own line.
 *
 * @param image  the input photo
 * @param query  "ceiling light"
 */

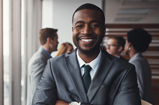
xmin=118 ymin=8 xmax=154 ymax=15
xmin=122 ymin=1 xmax=159 ymax=5
xmin=115 ymin=17 xmax=142 ymax=22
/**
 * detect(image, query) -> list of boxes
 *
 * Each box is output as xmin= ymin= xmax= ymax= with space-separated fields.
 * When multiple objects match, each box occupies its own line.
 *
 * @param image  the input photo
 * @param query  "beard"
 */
xmin=77 ymin=41 xmax=101 ymax=55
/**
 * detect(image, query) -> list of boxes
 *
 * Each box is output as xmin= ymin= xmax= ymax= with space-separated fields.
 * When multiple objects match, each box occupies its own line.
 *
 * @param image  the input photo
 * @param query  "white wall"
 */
xmin=42 ymin=0 xmax=102 ymax=57
xmin=42 ymin=0 xmax=53 ymax=28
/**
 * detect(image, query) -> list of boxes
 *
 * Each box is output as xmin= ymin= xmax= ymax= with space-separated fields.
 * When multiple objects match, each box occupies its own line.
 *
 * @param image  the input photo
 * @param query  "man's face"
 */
xmin=106 ymin=38 xmax=120 ymax=57
xmin=50 ymin=34 xmax=59 ymax=52
xmin=72 ymin=9 xmax=105 ymax=54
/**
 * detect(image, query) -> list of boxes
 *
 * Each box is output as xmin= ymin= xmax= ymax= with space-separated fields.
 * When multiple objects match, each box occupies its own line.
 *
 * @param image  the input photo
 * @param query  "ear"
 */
xmin=127 ymin=42 xmax=132 ymax=48
xmin=47 ymin=37 xmax=53 ymax=44
xmin=118 ymin=46 xmax=123 ymax=52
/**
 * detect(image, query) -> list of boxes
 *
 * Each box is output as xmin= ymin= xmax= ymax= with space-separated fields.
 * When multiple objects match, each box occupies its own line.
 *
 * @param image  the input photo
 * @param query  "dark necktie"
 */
xmin=83 ymin=65 xmax=92 ymax=93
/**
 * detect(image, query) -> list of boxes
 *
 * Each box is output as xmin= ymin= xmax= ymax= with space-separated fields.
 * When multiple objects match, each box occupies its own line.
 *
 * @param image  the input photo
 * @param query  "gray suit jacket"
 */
xmin=27 ymin=47 xmax=51 ymax=105
xmin=129 ymin=53 xmax=153 ymax=104
xmin=33 ymin=49 xmax=141 ymax=105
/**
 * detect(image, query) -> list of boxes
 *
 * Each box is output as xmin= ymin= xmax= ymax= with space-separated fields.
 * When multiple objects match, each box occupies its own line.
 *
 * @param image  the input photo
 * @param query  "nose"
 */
xmin=82 ymin=25 xmax=93 ymax=35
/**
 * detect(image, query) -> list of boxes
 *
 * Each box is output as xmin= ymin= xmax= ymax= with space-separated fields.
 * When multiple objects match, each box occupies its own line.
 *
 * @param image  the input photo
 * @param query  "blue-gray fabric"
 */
xmin=27 ymin=47 xmax=50 ymax=105
xmin=129 ymin=53 xmax=153 ymax=104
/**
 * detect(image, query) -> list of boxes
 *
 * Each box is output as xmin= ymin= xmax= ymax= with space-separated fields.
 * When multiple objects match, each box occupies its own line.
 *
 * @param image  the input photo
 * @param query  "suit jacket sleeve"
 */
xmin=113 ymin=65 xmax=141 ymax=105
xmin=29 ymin=58 xmax=46 ymax=97
xmin=130 ymin=60 xmax=144 ymax=98
xmin=32 ymin=59 xmax=57 ymax=105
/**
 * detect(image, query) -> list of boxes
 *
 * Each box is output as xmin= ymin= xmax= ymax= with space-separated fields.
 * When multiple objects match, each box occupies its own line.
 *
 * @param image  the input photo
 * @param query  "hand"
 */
xmin=55 ymin=100 xmax=69 ymax=105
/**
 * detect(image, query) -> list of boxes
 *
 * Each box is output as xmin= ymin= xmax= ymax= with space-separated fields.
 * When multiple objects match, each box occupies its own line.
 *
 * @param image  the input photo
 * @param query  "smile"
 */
xmin=81 ymin=39 xmax=94 ymax=42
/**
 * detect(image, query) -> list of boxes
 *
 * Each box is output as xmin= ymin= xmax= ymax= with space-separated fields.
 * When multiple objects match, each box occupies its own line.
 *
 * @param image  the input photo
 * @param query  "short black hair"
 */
xmin=127 ymin=28 xmax=152 ymax=52
xmin=72 ymin=3 xmax=105 ymax=25
xmin=108 ymin=36 xmax=126 ymax=51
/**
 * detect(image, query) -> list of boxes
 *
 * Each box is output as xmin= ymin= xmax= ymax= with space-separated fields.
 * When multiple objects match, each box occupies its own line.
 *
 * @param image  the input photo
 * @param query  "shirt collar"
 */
xmin=41 ymin=47 xmax=52 ymax=58
xmin=76 ymin=49 xmax=102 ymax=69
xmin=118 ymin=55 xmax=121 ymax=58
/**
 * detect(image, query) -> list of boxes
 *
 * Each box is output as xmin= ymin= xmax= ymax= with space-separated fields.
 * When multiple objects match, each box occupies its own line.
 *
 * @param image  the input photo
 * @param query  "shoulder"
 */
xmin=129 ymin=55 xmax=150 ymax=71
xmin=29 ymin=53 xmax=44 ymax=63
xmin=49 ymin=51 xmax=75 ymax=64
xmin=120 ymin=56 xmax=129 ymax=62
xmin=129 ymin=55 xmax=146 ymax=67
xmin=28 ymin=50 xmax=50 ymax=67
xmin=101 ymin=48 xmax=134 ymax=70
xmin=114 ymin=57 xmax=134 ymax=71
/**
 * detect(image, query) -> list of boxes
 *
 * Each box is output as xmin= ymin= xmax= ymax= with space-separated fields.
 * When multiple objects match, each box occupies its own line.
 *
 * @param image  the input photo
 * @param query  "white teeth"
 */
xmin=81 ymin=39 xmax=93 ymax=42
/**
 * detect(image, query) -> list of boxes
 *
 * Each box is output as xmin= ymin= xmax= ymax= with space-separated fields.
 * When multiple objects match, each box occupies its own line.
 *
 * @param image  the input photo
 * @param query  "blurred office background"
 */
xmin=0 ymin=0 xmax=159 ymax=105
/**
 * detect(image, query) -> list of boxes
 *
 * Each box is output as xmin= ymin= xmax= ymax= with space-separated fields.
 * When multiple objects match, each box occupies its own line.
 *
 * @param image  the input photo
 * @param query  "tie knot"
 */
xmin=84 ymin=65 xmax=91 ymax=73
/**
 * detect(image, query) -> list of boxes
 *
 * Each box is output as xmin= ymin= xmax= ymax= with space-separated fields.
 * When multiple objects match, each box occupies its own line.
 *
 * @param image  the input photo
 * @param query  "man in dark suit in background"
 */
xmin=33 ymin=3 xmax=141 ymax=105
xmin=105 ymin=36 xmax=128 ymax=61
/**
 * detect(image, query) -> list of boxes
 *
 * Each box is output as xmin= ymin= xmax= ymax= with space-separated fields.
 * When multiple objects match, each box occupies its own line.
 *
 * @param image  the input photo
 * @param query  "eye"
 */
xmin=76 ymin=25 xmax=83 ymax=28
xmin=91 ymin=23 xmax=99 ymax=28
xmin=75 ymin=24 xmax=84 ymax=29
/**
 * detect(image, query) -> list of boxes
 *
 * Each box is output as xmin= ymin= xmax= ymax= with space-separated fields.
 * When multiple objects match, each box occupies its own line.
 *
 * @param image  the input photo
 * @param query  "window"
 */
xmin=3 ymin=0 xmax=10 ymax=105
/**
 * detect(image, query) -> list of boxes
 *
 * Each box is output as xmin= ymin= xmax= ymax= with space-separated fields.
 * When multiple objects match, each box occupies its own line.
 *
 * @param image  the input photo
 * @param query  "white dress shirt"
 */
xmin=76 ymin=50 xmax=102 ymax=80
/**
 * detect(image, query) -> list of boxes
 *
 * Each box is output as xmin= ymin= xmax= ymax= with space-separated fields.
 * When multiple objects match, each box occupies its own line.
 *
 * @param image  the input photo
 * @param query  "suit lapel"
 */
xmin=87 ymin=50 xmax=113 ymax=102
xmin=65 ymin=50 xmax=88 ymax=102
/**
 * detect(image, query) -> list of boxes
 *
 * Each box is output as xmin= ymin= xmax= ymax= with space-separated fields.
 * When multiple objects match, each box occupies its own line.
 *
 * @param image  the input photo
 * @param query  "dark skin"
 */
xmin=56 ymin=9 xmax=105 ymax=105
xmin=72 ymin=9 xmax=105 ymax=63
xmin=124 ymin=39 xmax=138 ymax=59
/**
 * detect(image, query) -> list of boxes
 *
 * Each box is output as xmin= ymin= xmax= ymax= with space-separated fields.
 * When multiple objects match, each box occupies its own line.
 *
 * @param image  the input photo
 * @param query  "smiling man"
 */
xmin=32 ymin=3 xmax=141 ymax=105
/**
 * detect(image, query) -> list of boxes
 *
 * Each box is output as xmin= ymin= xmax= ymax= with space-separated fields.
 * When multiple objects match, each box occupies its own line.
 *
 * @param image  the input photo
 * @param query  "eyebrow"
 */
xmin=75 ymin=20 xmax=100 ymax=25
xmin=75 ymin=21 xmax=85 ymax=25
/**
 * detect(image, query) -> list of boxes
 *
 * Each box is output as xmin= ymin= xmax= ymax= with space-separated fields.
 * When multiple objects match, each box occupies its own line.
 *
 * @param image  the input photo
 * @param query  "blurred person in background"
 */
xmin=27 ymin=28 xmax=59 ymax=105
xmin=105 ymin=36 xmax=128 ymax=61
xmin=56 ymin=42 xmax=74 ymax=56
xmin=124 ymin=28 xmax=153 ymax=104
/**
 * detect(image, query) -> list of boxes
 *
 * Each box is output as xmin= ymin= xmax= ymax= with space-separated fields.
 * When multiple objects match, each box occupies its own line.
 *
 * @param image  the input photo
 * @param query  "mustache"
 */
xmin=77 ymin=35 xmax=97 ymax=39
